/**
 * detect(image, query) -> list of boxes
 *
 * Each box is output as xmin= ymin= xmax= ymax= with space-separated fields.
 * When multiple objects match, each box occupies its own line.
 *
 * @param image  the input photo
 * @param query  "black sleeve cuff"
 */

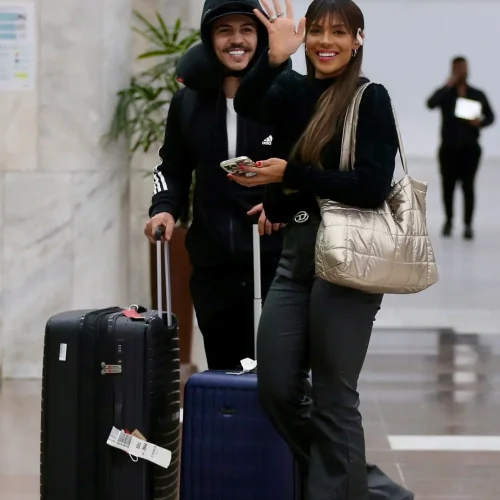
xmin=282 ymin=160 xmax=311 ymax=190
xmin=246 ymin=50 xmax=290 ymax=84
xmin=149 ymin=200 xmax=178 ymax=220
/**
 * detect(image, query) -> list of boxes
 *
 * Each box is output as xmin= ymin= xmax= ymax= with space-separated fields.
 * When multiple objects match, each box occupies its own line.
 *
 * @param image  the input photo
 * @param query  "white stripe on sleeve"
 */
xmin=152 ymin=165 xmax=168 ymax=195
xmin=153 ymin=174 xmax=160 ymax=195
xmin=157 ymin=171 xmax=168 ymax=191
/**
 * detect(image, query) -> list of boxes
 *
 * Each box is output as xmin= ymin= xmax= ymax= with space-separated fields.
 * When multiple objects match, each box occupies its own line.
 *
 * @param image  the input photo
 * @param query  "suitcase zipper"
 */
xmin=79 ymin=307 xmax=121 ymax=500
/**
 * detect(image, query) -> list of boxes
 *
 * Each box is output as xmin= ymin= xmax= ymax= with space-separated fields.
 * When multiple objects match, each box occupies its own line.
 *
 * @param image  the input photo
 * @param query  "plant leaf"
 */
xmin=133 ymin=10 xmax=165 ymax=46
xmin=173 ymin=18 xmax=181 ymax=42
xmin=156 ymin=12 xmax=170 ymax=39
xmin=137 ymin=50 xmax=174 ymax=59
xmin=105 ymin=14 xmax=201 ymax=153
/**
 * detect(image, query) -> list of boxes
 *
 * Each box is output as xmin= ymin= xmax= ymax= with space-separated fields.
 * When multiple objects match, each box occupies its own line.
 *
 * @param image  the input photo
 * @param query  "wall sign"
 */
xmin=0 ymin=2 xmax=35 ymax=90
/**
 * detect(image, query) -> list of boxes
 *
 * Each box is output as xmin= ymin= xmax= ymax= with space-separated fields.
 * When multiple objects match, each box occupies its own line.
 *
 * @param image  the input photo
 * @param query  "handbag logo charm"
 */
xmin=294 ymin=211 xmax=310 ymax=224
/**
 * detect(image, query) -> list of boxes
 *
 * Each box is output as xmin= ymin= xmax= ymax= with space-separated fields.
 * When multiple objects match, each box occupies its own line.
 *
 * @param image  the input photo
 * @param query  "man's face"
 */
xmin=211 ymin=14 xmax=258 ymax=71
xmin=453 ymin=60 xmax=468 ymax=83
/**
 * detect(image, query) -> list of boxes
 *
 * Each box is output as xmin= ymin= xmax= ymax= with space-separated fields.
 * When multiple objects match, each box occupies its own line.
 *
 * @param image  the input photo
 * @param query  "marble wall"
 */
xmin=0 ymin=0 xmax=132 ymax=378
xmin=0 ymin=0 xmax=206 ymax=378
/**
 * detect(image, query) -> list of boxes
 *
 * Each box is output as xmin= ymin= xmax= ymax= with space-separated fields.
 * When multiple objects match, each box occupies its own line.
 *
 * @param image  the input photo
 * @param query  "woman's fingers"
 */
xmin=260 ymin=0 xmax=274 ymax=18
xmin=230 ymin=175 xmax=265 ymax=187
xmin=261 ymin=0 xmax=291 ymax=23
xmin=253 ymin=8 xmax=272 ymax=29
xmin=255 ymin=158 xmax=280 ymax=168
xmin=272 ymin=0 xmax=284 ymax=17
xmin=297 ymin=16 xmax=306 ymax=38
xmin=242 ymin=165 xmax=260 ymax=174
xmin=228 ymin=174 xmax=254 ymax=186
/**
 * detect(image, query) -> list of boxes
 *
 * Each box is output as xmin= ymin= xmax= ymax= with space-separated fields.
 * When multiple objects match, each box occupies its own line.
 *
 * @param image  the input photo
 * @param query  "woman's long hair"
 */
xmin=291 ymin=0 xmax=364 ymax=167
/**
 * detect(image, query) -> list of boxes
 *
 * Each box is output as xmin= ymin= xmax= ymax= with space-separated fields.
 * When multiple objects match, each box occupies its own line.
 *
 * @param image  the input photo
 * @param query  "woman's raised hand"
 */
xmin=253 ymin=0 xmax=306 ymax=65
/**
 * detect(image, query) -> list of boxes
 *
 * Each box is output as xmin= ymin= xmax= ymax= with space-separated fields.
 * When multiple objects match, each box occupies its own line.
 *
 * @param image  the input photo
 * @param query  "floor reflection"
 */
xmin=1 ymin=327 xmax=500 ymax=499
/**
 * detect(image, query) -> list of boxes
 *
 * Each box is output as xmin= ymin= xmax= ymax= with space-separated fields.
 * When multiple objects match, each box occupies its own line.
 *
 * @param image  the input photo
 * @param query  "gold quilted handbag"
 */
xmin=315 ymin=83 xmax=439 ymax=294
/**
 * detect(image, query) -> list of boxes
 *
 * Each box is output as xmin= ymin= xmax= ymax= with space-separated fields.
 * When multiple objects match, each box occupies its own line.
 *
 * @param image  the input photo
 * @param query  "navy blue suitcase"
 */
xmin=180 ymin=226 xmax=301 ymax=499
xmin=181 ymin=371 xmax=300 ymax=499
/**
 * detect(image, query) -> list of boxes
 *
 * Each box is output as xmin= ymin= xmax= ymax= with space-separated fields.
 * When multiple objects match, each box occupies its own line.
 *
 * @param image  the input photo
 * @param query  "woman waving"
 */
xmin=232 ymin=1 xmax=413 ymax=500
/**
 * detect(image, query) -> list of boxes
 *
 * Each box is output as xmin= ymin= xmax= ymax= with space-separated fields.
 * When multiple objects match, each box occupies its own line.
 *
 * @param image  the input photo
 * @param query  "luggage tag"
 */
xmin=122 ymin=305 xmax=146 ymax=321
xmin=116 ymin=429 xmax=147 ymax=459
xmin=123 ymin=429 xmax=147 ymax=441
xmin=122 ymin=309 xmax=144 ymax=321
xmin=107 ymin=426 xmax=172 ymax=469
xmin=131 ymin=429 xmax=147 ymax=441
xmin=226 ymin=357 xmax=257 ymax=375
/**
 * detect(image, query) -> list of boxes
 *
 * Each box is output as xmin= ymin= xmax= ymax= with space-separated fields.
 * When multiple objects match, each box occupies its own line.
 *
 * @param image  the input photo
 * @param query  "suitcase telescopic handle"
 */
xmin=154 ymin=226 xmax=172 ymax=327
xmin=253 ymin=224 xmax=262 ymax=359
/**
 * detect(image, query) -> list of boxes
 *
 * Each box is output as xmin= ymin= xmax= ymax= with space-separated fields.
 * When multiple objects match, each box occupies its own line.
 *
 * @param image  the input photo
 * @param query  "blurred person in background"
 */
xmin=427 ymin=56 xmax=494 ymax=240
xmin=144 ymin=0 xmax=285 ymax=370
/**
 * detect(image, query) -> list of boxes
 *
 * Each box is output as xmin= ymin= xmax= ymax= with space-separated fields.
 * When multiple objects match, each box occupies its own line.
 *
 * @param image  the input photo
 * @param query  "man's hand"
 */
xmin=446 ymin=75 xmax=457 ymax=87
xmin=247 ymin=203 xmax=284 ymax=235
xmin=470 ymin=118 xmax=482 ymax=128
xmin=144 ymin=212 xmax=176 ymax=243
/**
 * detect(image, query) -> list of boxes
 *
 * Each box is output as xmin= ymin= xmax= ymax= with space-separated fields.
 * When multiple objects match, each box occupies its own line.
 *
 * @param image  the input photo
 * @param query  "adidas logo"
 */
xmin=262 ymin=135 xmax=273 ymax=145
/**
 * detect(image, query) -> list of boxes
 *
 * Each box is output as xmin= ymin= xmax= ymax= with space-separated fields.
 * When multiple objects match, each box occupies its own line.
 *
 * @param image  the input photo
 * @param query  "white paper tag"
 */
xmin=107 ymin=427 xmax=133 ymax=452
xmin=128 ymin=436 xmax=172 ymax=468
xmin=59 ymin=343 xmax=67 ymax=361
xmin=225 ymin=358 xmax=258 ymax=375
xmin=107 ymin=427 xmax=172 ymax=469
xmin=240 ymin=358 xmax=257 ymax=372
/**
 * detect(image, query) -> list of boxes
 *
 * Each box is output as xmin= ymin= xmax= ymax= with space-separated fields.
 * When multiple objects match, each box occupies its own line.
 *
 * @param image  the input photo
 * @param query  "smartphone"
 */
xmin=220 ymin=156 xmax=257 ymax=177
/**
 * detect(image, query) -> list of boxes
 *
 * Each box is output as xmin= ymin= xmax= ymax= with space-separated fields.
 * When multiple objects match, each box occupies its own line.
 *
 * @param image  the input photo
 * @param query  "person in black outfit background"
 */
xmin=144 ymin=0 xmax=285 ymax=370
xmin=232 ymin=0 xmax=415 ymax=499
xmin=427 ymin=56 xmax=494 ymax=240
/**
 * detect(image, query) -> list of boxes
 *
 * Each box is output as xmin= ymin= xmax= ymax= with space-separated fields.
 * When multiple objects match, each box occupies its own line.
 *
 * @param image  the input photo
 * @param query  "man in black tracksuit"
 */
xmin=144 ymin=0 xmax=284 ymax=370
xmin=427 ymin=56 xmax=494 ymax=240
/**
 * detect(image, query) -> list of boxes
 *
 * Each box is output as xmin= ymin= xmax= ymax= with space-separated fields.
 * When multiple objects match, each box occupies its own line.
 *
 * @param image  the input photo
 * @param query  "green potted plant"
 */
xmin=106 ymin=11 xmax=200 ymax=366
xmin=107 ymin=11 xmax=199 ymax=151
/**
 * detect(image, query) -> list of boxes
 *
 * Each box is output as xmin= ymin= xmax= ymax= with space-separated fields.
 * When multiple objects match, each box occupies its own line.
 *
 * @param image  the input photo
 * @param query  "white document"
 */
xmin=0 ymin=2 xmax=36 ymax=91
xmin=455 ymin=97 xmax=482 ymax=120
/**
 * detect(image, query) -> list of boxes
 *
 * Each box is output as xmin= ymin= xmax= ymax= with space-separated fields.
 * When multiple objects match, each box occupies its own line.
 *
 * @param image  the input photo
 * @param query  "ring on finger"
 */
xmin=277 ymin=12 xmax=285 ymax=17
xmin=269 ymin=15 xmax=278 ymax=22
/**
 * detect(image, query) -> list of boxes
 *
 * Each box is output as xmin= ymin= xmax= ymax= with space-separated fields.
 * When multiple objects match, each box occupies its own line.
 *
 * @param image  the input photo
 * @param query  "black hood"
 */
xmin=200 ymin=0 xmax=267 ymax=48
xmin=176 ymin=0 xmax=270 ymax=92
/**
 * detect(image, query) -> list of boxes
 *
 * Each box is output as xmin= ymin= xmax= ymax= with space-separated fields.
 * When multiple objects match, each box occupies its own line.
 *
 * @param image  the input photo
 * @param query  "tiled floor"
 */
xmin=1 ymin=158 xmax=500 ymax=499
xmin=360 ymin=329 xmax=500 ymax=499
xmin=1 ymin=328 xmax=500 ymax=499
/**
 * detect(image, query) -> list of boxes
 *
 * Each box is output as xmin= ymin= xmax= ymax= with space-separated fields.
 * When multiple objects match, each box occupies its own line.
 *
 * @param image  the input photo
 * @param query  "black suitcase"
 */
xmin=40 ymin=229 xmax=180 ymax=500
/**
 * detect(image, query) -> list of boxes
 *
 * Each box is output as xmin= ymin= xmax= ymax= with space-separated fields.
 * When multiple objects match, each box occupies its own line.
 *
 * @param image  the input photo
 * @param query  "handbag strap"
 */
xmin=339 ymin=82 xmax=371 ymax=172
xmin=339 ymin=82 xmax=408 ymax=175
